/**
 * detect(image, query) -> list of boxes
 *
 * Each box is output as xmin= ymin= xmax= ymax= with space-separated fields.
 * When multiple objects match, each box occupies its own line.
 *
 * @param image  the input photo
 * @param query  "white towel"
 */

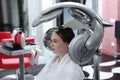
xmin=35 ymin=53 xmax=84 ymax=80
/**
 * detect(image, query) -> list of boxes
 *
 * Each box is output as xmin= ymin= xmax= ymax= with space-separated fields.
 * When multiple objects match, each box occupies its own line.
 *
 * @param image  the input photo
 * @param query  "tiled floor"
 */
xmin=83 ymin=54 xmax=120 ymax=80
xmin=100 ymin=54 xmax=120 ymax=80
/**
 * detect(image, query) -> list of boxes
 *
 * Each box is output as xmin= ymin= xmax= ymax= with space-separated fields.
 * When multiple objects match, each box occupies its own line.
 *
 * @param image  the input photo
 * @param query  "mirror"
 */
xmin=43 ymin=27 xmax=58 ymax=50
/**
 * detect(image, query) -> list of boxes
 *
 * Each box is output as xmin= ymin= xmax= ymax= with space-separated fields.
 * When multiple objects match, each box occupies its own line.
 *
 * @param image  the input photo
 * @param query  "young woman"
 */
xmin=35 ymin=27 xmax=84 ymax=80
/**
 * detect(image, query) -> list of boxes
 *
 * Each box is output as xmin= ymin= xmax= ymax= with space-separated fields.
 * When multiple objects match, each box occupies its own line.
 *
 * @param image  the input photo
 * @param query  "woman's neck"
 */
xmin=58 ymin=52 xmax=67 ymax=63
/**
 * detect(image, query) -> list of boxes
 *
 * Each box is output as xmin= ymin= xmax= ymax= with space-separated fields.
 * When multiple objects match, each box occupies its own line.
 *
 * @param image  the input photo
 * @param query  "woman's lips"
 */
xmin=51 ymin=48 xmax=55 ymax=51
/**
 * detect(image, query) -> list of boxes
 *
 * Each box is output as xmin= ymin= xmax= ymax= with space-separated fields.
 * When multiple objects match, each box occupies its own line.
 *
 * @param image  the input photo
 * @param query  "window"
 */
xmin=0 ymin=0 xmax=28 ymax=35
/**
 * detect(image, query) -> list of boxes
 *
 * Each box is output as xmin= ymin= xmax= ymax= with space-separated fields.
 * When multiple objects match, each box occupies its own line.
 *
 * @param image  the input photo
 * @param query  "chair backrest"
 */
xmin=0 ymin=32 xmax=11 ymax=42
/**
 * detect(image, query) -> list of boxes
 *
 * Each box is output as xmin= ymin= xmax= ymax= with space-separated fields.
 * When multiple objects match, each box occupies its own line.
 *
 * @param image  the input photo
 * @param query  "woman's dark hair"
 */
xmin=55 ymin=26 xmax=75 ymax=43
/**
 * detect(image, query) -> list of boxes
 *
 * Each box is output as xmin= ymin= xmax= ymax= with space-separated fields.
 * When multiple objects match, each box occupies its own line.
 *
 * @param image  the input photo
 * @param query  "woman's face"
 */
xmin=50 ymin=32 xmax=69 ymax=56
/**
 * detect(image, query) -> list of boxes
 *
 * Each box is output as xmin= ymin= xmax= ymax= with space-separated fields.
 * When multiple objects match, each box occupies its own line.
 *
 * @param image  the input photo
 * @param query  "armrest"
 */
xmin=25 ymin=37 xmax=35 ymax=43
xmin=0 ymin=37 xmax=35 ymax=58
xmin=1 ymin=38 xmax=14 ymax=42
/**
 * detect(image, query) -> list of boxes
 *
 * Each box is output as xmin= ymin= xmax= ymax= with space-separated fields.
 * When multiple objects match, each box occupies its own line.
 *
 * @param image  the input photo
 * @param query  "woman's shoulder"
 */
xmin=59 ymin=54 xmax=85 ymax=79
xmin=61 ymin=54 xmax=80 ymax=68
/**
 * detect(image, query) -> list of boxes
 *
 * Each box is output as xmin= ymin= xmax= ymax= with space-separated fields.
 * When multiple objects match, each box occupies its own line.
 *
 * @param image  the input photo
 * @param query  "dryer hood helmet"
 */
xmin=32 ymin=2 xmax=112 ymax=65
xmin=32 ymin=2 xmax=112 ymax=27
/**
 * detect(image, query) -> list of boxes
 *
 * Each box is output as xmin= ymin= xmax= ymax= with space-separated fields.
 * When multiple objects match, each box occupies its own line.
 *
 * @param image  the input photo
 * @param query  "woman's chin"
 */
xmin=52 ymin=51 xmax=58 ymax=54
xmin=52 ymin=50 xmax=56 ymax=53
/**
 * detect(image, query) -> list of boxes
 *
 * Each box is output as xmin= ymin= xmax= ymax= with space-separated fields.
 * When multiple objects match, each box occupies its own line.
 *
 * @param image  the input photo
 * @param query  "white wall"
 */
xmin=40 ymin=0 xmax=55 ymax=64
xmin=28 ymin=0 xmax=54 ymax=64
xmin=28 ymin=0 xmax=42 ymax=37
xmin=98 ymin=0 xmax=103 ymax=16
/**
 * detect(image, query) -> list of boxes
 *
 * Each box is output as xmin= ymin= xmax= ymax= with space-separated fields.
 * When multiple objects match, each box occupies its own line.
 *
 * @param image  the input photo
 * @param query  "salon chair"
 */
xmin=0 ymin=31 xmax=35 ymax=69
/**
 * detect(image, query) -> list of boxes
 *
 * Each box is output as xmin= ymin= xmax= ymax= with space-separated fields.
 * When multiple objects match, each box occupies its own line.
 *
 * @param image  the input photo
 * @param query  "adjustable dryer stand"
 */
xmin=93 ymin=49 xmax=102 ymax=80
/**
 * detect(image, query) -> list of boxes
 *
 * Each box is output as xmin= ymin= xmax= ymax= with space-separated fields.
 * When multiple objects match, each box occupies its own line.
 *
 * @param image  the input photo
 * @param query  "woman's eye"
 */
xmin=54 ymin=40 xmax=57 ymax=43
xmin=53 ymin=40 xmax=57 ymax=43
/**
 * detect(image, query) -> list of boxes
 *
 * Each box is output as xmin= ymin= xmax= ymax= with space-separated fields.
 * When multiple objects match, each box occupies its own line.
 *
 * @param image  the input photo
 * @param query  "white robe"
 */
xmin=35 ymin=53 xmax=85 ymax=80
